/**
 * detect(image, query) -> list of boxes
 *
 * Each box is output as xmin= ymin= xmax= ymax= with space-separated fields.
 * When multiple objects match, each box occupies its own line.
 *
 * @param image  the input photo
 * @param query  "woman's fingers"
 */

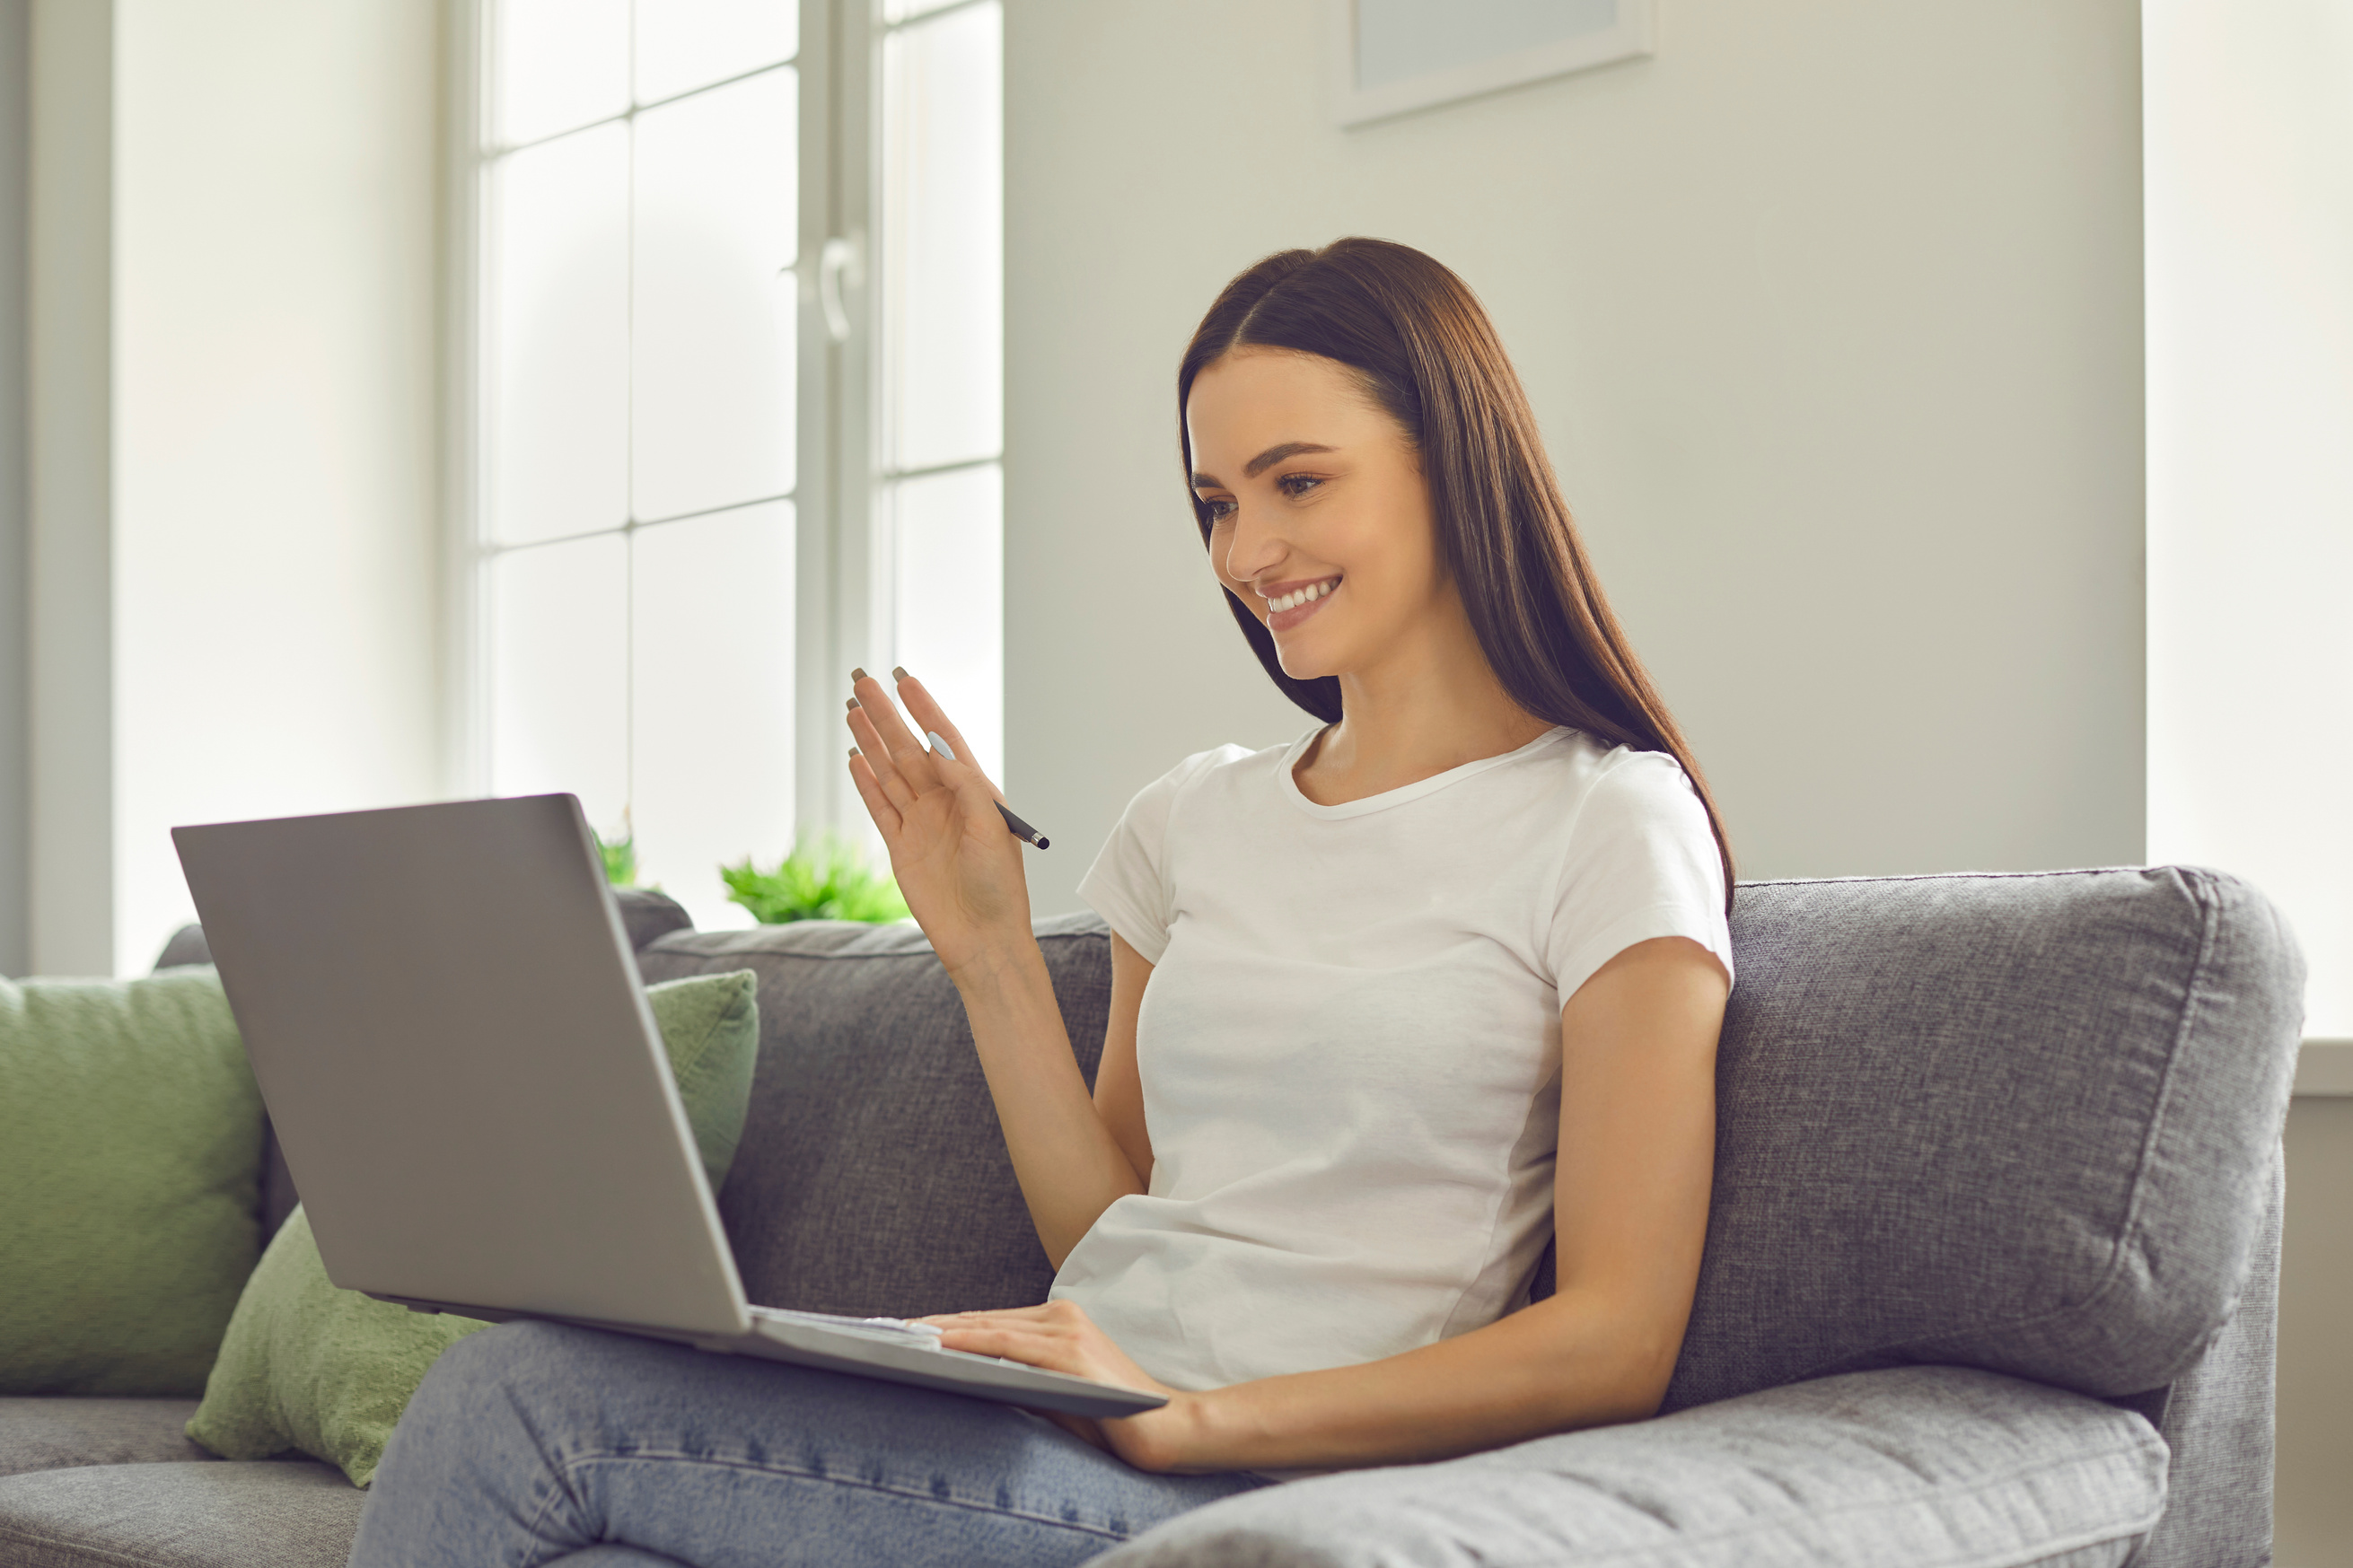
xmin=932 ymin=1325 xmax=1085 ymax=1376
xmin=890 ymin=669 xmax=1004 ymax=804
xmin=845 ymin=749 xmax=902 ymax=837
xmin=846 ymin=705 xmax=918 ymax=814
xmin=849 ymin=671 xmax=941 ymax=787
xmin=918 ymin=1304 xmax=1066 ymax=1327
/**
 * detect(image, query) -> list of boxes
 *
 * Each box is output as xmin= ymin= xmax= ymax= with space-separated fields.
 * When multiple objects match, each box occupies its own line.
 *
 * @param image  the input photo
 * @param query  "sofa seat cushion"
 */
xmin=0 ymin=1461 xmax=361 ymax=1568
xmin=1098 ymin=1367 xmax=2168 ymax=1568
xmin=0 ymin=1400 xmax=208 ymax=1477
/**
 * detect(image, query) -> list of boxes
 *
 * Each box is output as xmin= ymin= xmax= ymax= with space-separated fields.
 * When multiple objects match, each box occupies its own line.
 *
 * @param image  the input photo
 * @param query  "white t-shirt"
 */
xmin=1054 ymin=724 xmax=1733 ymax=1393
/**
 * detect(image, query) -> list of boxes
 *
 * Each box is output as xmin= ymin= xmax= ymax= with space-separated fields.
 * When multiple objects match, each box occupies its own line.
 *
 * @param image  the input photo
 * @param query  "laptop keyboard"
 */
xmin=749 ymin=1305 xmax=1040 ymax=1370
xmin=750 ymin=1305 xmax=943 ymax=1345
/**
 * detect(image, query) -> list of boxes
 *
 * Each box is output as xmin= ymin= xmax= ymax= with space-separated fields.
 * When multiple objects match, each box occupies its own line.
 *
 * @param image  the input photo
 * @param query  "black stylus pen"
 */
xmin=926 ymin=731 xmax=1050 ymax=850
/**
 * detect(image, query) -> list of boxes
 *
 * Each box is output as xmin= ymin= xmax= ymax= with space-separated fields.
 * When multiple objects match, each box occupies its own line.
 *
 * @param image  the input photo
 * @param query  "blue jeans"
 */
xmin=347 ymin=1321 xmax=1265 ymax=1567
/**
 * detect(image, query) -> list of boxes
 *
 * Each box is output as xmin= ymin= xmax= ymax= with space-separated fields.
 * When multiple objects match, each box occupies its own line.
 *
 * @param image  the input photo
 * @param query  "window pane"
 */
xmin=494 ymin=0 xmax=630 ymax=146
xmin=882 ymin=0 xmax=968 ymax=23
xmin=632 ymin=70 xmax=798 ymax=522
xmin=630 ymin=504 xmax=796 ymax=930
xmin=888 ymin=464 xmax=1002 ymax=780
xmin=489 ymin=125 xmax=629 ymax=546
xmin=882 ymin=3 xmax=1002 ymax=472
xmin=635 ymin=0 xmax=797 ymax=105
xmin=490 ymin=537 xmax=629 ymax=833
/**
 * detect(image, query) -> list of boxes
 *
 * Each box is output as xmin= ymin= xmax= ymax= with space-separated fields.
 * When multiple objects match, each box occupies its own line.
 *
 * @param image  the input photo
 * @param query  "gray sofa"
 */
xmin=0 ymin=867 xmax=2302 ymax=1567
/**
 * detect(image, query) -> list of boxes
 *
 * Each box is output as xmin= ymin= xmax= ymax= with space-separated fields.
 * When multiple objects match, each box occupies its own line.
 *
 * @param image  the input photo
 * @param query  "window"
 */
xmin=875 ymin=0 xmax=1005 ymax=783
xmin=463 ymin=0 xmax=1001 ymax=928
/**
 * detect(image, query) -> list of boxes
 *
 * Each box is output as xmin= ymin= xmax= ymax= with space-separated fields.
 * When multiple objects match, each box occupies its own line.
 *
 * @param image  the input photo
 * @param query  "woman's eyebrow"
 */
xmin=1190 ymin=442 xmax=1340 ymax=490
xmin=1243 ymin=442 xmax=1336 ymax=477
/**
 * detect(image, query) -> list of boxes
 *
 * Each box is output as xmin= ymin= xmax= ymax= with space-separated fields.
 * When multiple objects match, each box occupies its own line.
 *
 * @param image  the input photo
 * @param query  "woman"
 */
xmin=352 ymin=238 xmax=1734 ymax=1567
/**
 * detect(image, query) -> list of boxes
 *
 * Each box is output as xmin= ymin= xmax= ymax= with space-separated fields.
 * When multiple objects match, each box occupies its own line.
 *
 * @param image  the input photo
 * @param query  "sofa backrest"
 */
xmin=637 ymin=911 xmax=1111 ymax=1316
xmin=1663 ymin=866 xmax=2299 ymax=1410
xmin=640 ymin=869 xmax=2300 ymax=1415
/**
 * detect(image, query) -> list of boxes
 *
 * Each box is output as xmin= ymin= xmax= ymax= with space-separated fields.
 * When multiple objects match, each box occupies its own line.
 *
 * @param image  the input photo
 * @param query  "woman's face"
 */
xmin=1186 ymin=349 xmax=1449 ymax=685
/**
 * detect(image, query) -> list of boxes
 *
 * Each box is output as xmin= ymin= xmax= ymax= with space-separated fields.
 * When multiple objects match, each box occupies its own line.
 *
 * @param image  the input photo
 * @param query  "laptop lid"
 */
xmin=173 ymin=794 xmax=751 ymax=1339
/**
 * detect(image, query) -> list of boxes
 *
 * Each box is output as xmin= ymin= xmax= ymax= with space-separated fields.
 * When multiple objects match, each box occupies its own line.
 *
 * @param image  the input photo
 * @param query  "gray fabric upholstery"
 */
xmin=149 ymin=928 xmax=214 ymax=972
xmin=633 ymin=873 xmax=2289 ymax=1563
xmin=1097 ymin=1366 xmax=2168 ymax=1568
xmin=0 ymin=1401 xmax=206 ymax=1477
xmin=32 ymin=868 xmax=2280 ymax=1567
xmin=0 ymin=1461 xmax=360 ymax=1568
xmin=635 ymin=912 xmax=1111 ymax=1316
xmin=1667 ymin=868 xmax=2301 ymax=1411
xmin=2122 ymin=1151 xmax=2282 ymax=1568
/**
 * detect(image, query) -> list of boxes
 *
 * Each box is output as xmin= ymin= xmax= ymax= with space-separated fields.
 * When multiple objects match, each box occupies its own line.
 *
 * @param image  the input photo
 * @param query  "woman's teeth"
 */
xmin=1268 ymin=579 xmax=1338 ymax=613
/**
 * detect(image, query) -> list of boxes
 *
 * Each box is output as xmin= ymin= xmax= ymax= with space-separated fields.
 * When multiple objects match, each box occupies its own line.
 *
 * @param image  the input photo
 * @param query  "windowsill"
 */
xmin=2295 ymin=1040 xmax=2353 ymax=1098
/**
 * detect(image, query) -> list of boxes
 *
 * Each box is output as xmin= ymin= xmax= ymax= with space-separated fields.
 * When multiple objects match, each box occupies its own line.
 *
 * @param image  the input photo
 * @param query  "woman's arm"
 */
xmin=930 ymin=934 xmax=1728 ymax=1473
xmin=1092 ymin=934 xmax=1156 ymax=1185
xmin=846 ymin=670 xmax=1151 ymax=1266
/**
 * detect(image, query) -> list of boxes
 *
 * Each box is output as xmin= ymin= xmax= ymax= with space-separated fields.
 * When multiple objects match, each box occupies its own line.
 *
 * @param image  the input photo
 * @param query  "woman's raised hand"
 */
xmin=846 ymin=668 xmax=1031 ymax=981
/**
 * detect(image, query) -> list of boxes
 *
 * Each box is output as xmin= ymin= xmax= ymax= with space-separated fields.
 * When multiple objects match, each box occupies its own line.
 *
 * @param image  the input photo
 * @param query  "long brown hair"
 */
xmin=1177 ymin=238 xmax=1735 ymax=907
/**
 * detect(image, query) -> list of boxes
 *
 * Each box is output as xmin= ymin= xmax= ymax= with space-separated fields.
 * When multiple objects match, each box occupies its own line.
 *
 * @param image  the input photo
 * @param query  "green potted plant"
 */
xmin=721 ymin=837 xmax=909 ymax=924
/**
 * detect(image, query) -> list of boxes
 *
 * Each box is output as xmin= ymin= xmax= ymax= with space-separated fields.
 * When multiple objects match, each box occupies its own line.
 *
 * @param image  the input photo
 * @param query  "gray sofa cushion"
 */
xmin=1667 ymin=868 xmax=2300 ymax=1410
xmin=642 ymin=872 xmax=2296 ymax=1407
xmin=0 ymin=1461 xmax=361 ymax=1568
xmin=0 ymin=1400 xmax=207 ymax=1477
xmin=1096 ymin=1366 xmax=2168 ymax=1568
xmin=2121 ymin=1150 xmax=2280 ymax=1568
xmin=635 ymin=912 xmax=1111 ymax=1316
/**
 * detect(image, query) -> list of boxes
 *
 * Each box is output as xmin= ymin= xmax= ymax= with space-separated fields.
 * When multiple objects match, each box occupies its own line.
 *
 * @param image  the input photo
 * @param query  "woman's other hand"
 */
xmin=846 ymin=669 xmax=1030 ymax=979
xmin=918 ymin=1301 xmax=1207 ymax=1474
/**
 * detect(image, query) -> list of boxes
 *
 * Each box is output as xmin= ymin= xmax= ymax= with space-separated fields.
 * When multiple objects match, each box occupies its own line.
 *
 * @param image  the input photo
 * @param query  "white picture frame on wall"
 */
xmin=1326 ymin=0 xmax=1655 ymax=128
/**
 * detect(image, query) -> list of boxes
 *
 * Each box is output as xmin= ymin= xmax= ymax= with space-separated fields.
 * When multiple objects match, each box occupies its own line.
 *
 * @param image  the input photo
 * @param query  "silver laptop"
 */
xmin=171 ymin=793 xmax=1163 ymax=1420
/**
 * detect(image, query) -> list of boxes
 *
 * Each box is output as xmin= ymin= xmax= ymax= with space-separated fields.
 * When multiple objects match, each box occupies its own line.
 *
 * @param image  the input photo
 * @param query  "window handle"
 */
xmin=818 ymin=234 xmax=863 ymax=344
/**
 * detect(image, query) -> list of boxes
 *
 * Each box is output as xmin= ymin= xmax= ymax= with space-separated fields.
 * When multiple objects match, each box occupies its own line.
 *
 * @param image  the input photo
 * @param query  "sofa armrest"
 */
xmin=1098 ymin=1366 xmax=2166 ymax=1568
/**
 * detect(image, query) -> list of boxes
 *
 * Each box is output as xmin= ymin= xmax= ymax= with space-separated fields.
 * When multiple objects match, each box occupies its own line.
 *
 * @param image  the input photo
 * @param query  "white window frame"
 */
xmin=442 ymin=0 xmax=1001 ymax=854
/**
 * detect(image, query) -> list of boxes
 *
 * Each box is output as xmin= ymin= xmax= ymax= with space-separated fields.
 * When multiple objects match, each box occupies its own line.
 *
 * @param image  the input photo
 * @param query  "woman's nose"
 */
xmin=1221 ymin=503 xmax=1284 ymax=584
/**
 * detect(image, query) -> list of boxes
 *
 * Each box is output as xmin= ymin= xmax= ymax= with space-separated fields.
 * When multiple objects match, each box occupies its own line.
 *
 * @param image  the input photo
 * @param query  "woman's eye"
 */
xmin=1201 ymin=498 xmax=1236 ymax=521
xmin=1277 ymin=474 xmax=1323 ymax=499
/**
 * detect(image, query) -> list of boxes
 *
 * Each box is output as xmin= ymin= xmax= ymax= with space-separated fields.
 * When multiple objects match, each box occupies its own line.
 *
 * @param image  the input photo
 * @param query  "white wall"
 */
xmin=0 ymin=0 xmax=27 ymax=977
xmin=109 ymin=0 xmax=443 ymax=971
xmin=2145 ymin=0 xmax=2353 ymax=1043
xmin=2142 ymin=12 xmax=2353 ymax=1540
xmin=1003 ymin=0 xmax=2146 ymax=918
xmin=26 ymin=0 xmax=114 ymax=977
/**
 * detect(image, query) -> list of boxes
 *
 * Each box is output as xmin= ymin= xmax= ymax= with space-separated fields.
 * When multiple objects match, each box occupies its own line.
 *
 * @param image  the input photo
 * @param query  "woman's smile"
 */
xmin=1262 ymin=574 xmax=1342 ymax=629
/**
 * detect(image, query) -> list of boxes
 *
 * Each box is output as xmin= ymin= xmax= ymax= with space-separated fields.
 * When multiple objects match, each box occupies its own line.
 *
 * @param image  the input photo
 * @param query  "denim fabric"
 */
xmin=348 ymin=1322 xmax=1261 ymax=1568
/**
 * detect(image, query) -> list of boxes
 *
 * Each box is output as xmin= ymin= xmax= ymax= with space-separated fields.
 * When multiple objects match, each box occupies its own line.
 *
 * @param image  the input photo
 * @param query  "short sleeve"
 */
xmin=1077 ymin=749 xmax=1236 ymax=965
xmin=1545 ymin=750 xmax=1734 ymax=1005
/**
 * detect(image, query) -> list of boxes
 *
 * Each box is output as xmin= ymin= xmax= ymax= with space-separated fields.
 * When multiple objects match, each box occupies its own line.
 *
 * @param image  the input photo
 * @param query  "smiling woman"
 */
xmin=354 ymin=238 xmax=1737 ymax=1566
xmin=1178 ymin=240 xmax=1734 ymax=893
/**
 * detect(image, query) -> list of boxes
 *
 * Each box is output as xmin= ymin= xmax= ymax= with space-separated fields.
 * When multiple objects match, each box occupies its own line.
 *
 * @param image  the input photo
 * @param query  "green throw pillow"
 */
xmin=186 ymin=968 xmax=759 ymax=1487
xmin=0 ymin=968 xmax=264 ymax=1397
